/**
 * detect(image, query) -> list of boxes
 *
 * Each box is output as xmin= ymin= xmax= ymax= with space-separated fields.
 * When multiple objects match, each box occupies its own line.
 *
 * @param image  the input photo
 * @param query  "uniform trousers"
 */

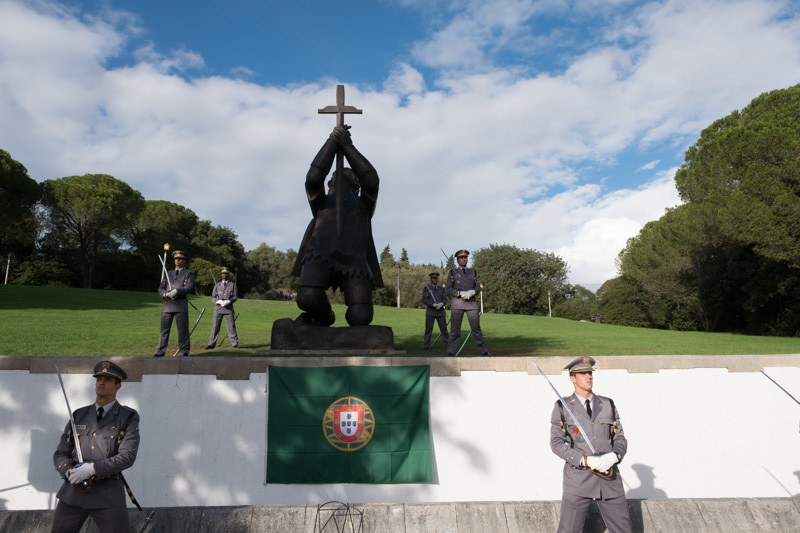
xmin=208 ymin=312 xmax=238 ymax=347
xmin=557 ymin=492 xmax=632 ymax=533
xmin=447 ymin=308 xmax=487 ymax=354
xmin=156 ymin=311 xmax=190 ymax=356
xmin=51 ymin=500 xmax=130 ymax=533
xmin=422 ymin=314 xmax=448 ymax=349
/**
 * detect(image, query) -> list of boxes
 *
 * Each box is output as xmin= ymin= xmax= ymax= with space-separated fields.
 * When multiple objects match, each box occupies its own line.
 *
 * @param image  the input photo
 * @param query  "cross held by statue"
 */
xmin=317 ymin=85 xmax=363 ymax=237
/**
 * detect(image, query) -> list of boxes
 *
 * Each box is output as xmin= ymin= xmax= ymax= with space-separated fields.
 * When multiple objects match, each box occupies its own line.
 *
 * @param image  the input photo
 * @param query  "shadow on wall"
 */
xmin=625 ymin=463 xmax=667 ymax=499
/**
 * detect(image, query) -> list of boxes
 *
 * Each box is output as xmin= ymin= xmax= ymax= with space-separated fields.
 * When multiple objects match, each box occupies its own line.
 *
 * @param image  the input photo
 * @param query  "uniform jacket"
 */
xmin=550 ymin=393 xmax=627 ymax=499
xmin=53 ymin=403 xmax=140 ymax=509
xmin=158 ymin=268 xmax=195 ymax=313
xmin=445 ymin=268 xmax=482 ymax=312
xmin=422 ymin=285 xmax=447 ymax=317
xmin=212 ymin=280 xmax=238 ymax=316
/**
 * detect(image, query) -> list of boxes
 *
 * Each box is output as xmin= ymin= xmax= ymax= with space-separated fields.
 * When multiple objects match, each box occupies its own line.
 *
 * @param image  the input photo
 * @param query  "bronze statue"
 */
xmin=291 ymin=86 xmax=383 ymax=326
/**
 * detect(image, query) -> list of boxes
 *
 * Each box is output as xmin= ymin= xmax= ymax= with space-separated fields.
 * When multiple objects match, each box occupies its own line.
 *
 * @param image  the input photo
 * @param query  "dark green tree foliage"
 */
xmin=190 ymin=221 xmax=245 ymax=271
xmin=553 ymin=285 xmax=600 ymax=321
xmin=189 ymin=257 xmax=219 ymax=296
xmin=471 ymin=243 xmax=570 ymax=315
xmin=127 ymin=200 xmax=198 ymax=260
xmin=374 ymin=245 xmax=397 ymax=306
xmin=41 ymin=174 xmax=145 ymax=289
xmin=0 ymin=149 xmax=41 ymax=259
xmin=596 ymin=276 xmax=651 ymax=327
xmin=614 ymin=85 xmax=800 ymax=335
xmin=676 ymin=85 xmax=800 ymax=267
xmin=242 ymin=243 xmax=298 ymax=299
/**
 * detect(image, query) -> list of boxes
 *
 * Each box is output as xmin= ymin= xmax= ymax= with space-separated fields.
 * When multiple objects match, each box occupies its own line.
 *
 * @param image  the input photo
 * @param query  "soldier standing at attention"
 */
xmin=52 ymin=361 xmax=140 ymax=533
xmin=206 ymin=266 xmax=239 ymax=349
xmin=445 ymin=249 xmax=490 ymax=356
xmin=421 ymin=272 xmax=448 ymax=350
xmin=154 ymin=249 xmax=194 ymax=357
xmin=550 ymin=357 xmax=632 ymax=533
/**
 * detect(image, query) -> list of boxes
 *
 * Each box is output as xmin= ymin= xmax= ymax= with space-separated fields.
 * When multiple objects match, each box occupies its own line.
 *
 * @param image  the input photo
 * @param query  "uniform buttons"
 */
xmin=92 ymin=432 xmax=96 ymax=437
xmin=593 ymin=436 xmax=597 ymax=439
xmin=91 ymin=445 xmax=95 ymax=450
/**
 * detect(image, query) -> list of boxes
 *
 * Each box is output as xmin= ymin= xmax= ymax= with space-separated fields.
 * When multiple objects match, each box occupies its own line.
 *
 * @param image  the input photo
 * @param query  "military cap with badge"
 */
xmin=93 ymin=361 xmax=128 ymax=382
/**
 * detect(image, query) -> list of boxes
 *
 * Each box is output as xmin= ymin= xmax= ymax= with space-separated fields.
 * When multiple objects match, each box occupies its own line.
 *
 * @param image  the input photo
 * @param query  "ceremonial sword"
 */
xmin=157 ymin=254 xmax=173 ymax=292
xmin=529 ymin=359 xmax=596 ymax=454
xmin=761 ymin=371 xmax=800 ymax=406
xmin=417 ymin=271 xmax=439 ymax=304
xmin=529 ymin=359 xmax=615 ymax=478
xmin=54 ymin=365 xmax=92 ymax=493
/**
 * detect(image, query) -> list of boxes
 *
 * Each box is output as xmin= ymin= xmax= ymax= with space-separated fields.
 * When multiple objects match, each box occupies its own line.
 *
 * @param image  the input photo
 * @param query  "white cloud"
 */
xmin=1 ymin=0 xmax=799 ymax=290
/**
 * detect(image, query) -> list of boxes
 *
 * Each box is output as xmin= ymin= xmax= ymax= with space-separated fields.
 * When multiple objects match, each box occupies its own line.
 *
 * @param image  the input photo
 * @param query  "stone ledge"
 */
xmin=1 ymin=354 xmax=799 ymax=381
xmin=2 ymin=498 xmax=800 ymax=533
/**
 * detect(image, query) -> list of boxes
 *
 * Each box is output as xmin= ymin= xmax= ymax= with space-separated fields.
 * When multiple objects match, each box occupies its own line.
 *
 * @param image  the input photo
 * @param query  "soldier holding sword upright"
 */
xmin=52 ymin=361 xmax=140 ymax=533
xmin=206 ymin=266 xmax=239 ymax=349
xmin=421 ymin=272 xmax=448 ymax=350
xmin=549 ymin=356 xmax=631 ymax=533
xmin=154 ymin=249 xmax=195 ymax=357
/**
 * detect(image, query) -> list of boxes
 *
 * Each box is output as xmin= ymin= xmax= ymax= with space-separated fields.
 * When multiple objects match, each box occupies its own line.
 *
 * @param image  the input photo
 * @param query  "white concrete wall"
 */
xmin=2 ymin=365 xmax=800 ymax=510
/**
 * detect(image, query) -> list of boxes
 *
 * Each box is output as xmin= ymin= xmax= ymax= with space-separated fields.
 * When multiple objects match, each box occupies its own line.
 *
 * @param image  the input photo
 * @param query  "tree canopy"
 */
xmin=471 ymin=243 xmax=570 ymax=315
xmin=612 ymin=84 xmax=800 ymax=335
xmin=41 ymin=174 xmax=145 ymax=289
xmin=0 ymin=149 xmax=41 ymax=259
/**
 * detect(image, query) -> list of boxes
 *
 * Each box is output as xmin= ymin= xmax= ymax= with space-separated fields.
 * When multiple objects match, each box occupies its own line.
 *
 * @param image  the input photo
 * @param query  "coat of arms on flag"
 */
xmin=323 ymin=396 xmax=374 ymax=451
xmin=267 ymin=365 xmax=431 ymax=483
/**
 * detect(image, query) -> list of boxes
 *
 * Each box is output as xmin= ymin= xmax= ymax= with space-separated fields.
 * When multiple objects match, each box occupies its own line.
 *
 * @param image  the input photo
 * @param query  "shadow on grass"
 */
xmin=393 ymin=334 xmax=568 ymax=356
xmin=1 ymin=284 xmax=199 ymax=311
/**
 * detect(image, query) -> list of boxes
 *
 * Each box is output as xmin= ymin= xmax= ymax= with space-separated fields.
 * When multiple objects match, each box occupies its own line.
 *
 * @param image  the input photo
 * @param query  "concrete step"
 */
xmin=3 ymin=498 xmax=800 ymax=532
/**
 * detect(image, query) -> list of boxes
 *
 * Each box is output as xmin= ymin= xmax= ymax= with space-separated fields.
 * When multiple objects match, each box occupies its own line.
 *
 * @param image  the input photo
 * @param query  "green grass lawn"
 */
xmin=0 ymin=284 xmax=797 ymax=357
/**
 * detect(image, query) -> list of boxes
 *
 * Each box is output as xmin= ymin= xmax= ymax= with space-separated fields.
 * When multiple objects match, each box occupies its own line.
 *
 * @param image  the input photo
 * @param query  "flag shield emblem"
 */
xmin=323 ymin=396 xmax=374 ymax=452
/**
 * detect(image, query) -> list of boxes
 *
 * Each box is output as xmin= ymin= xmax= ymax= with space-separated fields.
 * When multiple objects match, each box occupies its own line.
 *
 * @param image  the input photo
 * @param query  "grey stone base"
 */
xmin=4 ymin=498 xmax=800 ymax=532
xmin=270 ymin=318 xmax=394 ymax=351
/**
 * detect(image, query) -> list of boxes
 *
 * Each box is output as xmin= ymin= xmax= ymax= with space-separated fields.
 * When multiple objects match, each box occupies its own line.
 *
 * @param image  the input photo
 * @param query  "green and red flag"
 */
xmin=266 ymin=365 xmax=431 ymax=484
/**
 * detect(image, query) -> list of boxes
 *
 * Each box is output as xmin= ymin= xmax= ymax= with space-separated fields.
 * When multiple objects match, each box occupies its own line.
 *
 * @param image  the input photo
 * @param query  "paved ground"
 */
xmin=4 ymin=498 xmax=800 ymax=532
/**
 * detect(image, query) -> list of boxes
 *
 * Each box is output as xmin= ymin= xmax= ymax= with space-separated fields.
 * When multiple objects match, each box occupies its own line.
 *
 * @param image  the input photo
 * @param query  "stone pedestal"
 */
xmin=270 ymin=318 xmax=395 ymax=352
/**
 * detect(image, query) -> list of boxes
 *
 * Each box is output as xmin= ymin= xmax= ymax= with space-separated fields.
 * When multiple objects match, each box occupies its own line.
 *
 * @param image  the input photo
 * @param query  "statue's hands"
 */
xmin=331 ymin=125 xmax=353 ymax=147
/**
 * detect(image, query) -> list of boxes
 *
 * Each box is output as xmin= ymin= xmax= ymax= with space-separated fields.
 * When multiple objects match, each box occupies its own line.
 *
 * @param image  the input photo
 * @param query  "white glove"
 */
xmin=582 ymin=455 xmax=602 ymax=470
xmin=165 ymin=289 xmax=178 ymax=298
xmin=215 ymin=300 xmax=223 ymax=306
xmin=222 ymin=299 xmax=231 ymax=307
xmin=434 ymin=302 xmax=444 ymax=310
xmin=67 ymin=463 xmax=95 ymax=484
xmin=595 ymin=452 xmax=619 ymax=472
xmin=461 ymin=290 xmax=475 ymax=299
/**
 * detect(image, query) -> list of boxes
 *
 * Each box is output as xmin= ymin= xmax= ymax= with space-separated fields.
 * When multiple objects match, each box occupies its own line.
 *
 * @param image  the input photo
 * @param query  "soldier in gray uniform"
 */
xmin=291 ymin=125 xmax=383 ymax=327
xmin=445 ymin=249 xmax=490 ymax=356
xmin=206 ymin=266 xmax=239 ymax=349
xmin=52 ymin=361 xmax=140 ymax=533
xmin=154 ymin=249 xmax=195 ymax=357
xmin=421 ymin=272 xmax=448 ymax=350
xmin=550 ymin=356 xmax=632 ymax=533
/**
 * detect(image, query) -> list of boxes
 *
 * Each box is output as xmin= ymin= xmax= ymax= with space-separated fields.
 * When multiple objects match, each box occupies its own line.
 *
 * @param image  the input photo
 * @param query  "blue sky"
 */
xmin=2 ymin=0 xmax=800 ymax=288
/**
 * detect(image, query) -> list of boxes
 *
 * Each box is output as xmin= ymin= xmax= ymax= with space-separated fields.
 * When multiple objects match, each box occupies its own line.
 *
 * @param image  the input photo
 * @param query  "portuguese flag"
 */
xmin=266 ymin=365 xmax=431 ymax=484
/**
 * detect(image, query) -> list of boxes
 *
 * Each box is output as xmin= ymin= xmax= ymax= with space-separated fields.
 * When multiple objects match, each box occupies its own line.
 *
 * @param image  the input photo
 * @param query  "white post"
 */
xmin=396 ymin=270 xmax=400 ymax=308
xmin=4 ymin=254 xmax=10 ymax=284
xmin=548 ymin=291 xmax=552 ymax=317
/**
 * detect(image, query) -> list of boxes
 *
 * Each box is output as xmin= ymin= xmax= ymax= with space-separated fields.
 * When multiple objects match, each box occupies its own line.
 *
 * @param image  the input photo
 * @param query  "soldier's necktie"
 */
xmin=97 ymin=406 xmax=104 ymax=422
xmin=585 ymin=399 xmax=592 ymax=418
